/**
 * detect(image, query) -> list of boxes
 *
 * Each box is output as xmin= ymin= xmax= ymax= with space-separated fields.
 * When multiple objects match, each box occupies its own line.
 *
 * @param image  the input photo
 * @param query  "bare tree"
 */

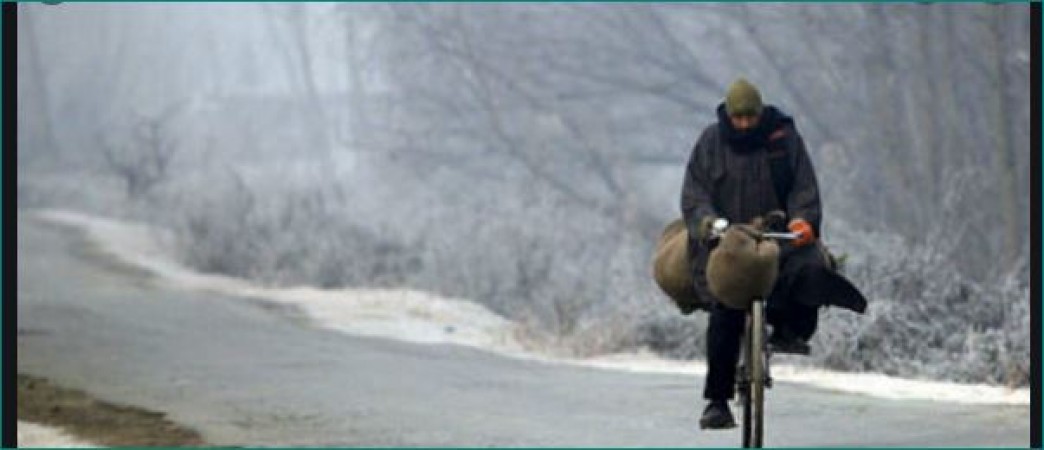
xmin=261 ymin=4 xmax=330 ymax=155
xmin=370 ymin=4 xmax=738 ymax=234
xmin=18 ymin=4 xmax=60 ymax=164
xmin=985 ymin=5 xmax=1022 ymax=273
xmin=99 ymin=112 xmax=179 ymax=200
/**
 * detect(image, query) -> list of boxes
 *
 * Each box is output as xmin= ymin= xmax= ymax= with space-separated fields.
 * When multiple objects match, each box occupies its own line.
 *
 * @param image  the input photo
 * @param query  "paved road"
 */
xmin=17 ymin=213 xmax=1030 ymax=447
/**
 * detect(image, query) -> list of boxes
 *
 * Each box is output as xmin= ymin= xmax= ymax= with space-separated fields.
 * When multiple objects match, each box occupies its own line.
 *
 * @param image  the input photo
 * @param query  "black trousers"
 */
xmin=702 ymin=245 xmax=823 ymax=401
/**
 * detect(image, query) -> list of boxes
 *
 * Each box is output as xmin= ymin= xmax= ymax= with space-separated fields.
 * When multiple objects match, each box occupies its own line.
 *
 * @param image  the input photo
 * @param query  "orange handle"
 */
xmin=788 ymin=219 xmax=815 ymax=247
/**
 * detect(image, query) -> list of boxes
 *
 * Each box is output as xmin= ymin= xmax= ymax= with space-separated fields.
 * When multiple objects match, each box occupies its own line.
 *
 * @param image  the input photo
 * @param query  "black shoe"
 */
xmin=768 ymin=330 xmax=811 ymax=355
xmin=699 ymin=400 xmax=736 ymax=430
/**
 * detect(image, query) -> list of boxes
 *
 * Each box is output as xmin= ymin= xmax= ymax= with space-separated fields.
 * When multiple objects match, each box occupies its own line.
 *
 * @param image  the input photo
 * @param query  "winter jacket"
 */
xmin=680 ymin=104 xmax=866 ymax=314
xmin=682 ymin=104 xmax=820 ymax=238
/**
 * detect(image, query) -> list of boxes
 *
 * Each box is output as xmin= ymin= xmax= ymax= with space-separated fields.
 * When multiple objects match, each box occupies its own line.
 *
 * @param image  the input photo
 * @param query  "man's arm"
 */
xmin=681 ymin=131 xmax=719 ymax=241
xmin=785 ymin=131 xmax=822 ymax=235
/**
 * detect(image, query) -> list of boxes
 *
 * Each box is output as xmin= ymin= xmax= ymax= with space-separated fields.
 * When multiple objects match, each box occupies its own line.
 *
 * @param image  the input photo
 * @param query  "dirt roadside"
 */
xmin=18 ymin=373 xmax=206 ymax=447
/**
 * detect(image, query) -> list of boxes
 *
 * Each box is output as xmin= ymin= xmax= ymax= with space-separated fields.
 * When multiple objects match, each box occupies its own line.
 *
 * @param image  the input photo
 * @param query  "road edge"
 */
xmin=17 ymin=373 xmax=207 ymax=447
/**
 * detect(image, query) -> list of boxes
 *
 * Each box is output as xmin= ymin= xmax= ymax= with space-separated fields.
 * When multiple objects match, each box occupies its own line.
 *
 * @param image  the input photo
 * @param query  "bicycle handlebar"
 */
xmin=760 ymin=232 xmax=800 ymax=240
xmin=710 ymin=218 xmax=800 ymax=241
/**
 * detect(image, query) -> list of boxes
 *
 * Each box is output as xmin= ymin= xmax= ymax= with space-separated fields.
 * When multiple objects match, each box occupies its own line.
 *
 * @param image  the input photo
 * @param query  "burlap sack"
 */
xmin=652 ymin=218 xmax=700 ymax=311
xmin=706 ymin=225 xmax=780 ymax=310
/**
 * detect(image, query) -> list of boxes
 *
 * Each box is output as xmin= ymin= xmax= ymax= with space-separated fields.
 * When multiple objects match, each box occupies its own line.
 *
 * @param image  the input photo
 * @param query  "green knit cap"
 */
xmin=725 ymin=77 xmax=763 ymax=116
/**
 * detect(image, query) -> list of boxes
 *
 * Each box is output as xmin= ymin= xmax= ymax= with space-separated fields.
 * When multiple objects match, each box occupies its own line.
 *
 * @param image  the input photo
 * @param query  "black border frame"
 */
xmin=2 ymin=2 xmax=18 ymax=448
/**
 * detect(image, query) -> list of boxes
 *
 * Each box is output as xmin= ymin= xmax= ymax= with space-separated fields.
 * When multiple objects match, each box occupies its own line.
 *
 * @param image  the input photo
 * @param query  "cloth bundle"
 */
xmin=652 ymin=219 xmax=701 ymax=312
xmin=706 ymin=224 xmax=780 ymax=310
xmin=653 ymin=219 xmax=782 ymax=311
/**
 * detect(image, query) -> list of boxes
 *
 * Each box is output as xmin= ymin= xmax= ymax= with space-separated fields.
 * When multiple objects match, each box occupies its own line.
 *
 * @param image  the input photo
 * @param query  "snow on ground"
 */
xmin=17 ymin=421 xmax=98 ymax=448
xmin=34 ymin=209 xmax=524 ymax=353
xmin=32 ymin=209 xmax=1031 ymax=406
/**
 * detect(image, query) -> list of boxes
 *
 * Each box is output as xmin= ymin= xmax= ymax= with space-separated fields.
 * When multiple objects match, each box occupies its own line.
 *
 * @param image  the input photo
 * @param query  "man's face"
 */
xmin=729 ymin=113 xmax=760 ymax=131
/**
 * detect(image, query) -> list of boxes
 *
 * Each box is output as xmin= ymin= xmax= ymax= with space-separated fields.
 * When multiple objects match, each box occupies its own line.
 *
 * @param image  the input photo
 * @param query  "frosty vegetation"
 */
xmin=18 ymin=3 xmax=1030 ymax=386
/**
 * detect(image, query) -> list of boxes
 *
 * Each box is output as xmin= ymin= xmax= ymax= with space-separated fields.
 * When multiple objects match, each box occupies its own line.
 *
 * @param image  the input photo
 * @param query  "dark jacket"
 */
xmin=682 ymin=104 xmax=821 ymax=237
xmin=681 ymin=104 xmax=865 ymax=313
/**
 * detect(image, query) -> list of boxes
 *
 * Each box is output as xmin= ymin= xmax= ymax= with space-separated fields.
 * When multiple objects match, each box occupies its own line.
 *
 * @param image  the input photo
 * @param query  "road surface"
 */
xmin=17 ymin=213 xmax=1029 ymax=447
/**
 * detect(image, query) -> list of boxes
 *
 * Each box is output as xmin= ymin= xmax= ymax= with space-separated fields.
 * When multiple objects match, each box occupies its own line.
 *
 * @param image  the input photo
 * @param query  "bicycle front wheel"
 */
xmin=749 ymin=300 xmax=766 ymax=448
xmin=741 ymin=328 xmax=752 ymax=448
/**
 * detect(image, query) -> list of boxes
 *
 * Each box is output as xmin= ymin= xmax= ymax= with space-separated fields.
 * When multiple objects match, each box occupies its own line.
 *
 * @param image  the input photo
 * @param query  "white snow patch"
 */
xmin=770 ymin=365 xmax=1030 ymax=405
xmin=17 ymin=421 xmax=98 ymax=448
xmin=34 ymin=209 xmax=525 ymax=352
xmin=563 ymin=352 xmax=1028 ymax=406
xmin=32 ymin=209 xmax=1030 ymax=406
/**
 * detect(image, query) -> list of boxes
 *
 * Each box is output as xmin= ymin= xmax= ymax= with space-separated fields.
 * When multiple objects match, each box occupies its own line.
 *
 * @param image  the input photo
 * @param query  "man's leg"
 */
xmin=783 ymin=300 xmax=819 ymax=341
xmin=767 ymin=244 xmax=827 ymax=353
xmin=700 ymin=304 xmax=745 ymax=429
xmin=703 ymin=304 xmax=745 ymax=400
xmin=767 ymin=294 xmax=819 ymax=345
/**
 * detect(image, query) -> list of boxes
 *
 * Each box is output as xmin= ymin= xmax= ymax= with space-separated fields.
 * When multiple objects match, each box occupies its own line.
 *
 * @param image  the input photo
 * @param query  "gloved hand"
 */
xmin=696 ymin=215 xmax=719 ymax=241
xmin=763 ymin=210 xmax=787 ymax=231
xmin=788 ymin=218 xmax=815 ymax=247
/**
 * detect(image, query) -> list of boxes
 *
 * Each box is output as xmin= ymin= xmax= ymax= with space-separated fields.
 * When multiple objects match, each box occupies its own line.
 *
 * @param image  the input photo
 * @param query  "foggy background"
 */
xmin=17 ymin=3 xmax=1030 ymax=387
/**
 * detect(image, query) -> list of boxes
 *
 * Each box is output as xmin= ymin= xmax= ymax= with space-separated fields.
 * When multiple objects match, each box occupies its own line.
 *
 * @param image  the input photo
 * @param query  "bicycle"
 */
xmin=709 ymin=218 xmax=799 ymax=449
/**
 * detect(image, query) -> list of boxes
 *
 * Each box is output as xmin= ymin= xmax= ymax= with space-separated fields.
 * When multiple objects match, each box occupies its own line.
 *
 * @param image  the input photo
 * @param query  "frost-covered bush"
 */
xmin=808 ymin=237 xmax=1030 ymax=387
xmin=162 ymin=161 xmax=688 ymax=356
xmin=172 ymin=172 xmax=420 ymax=288
xmin=162 ymin=161 xmax=1030 ymax=388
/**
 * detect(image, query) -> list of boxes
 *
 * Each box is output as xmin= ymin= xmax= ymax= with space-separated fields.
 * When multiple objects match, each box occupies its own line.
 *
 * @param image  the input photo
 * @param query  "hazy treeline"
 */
xmin=18 ymin=3 xmax=1031 ymax=385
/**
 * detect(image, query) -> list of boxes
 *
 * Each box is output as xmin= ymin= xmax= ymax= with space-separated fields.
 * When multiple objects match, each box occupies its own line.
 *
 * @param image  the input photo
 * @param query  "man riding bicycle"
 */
xmin=681 ymin=78 xmax=866 ymax=430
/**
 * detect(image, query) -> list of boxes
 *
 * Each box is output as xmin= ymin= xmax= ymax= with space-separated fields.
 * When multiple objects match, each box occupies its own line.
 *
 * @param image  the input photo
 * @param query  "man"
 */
xmin=681 ymin=78 xmax=864 ymax=430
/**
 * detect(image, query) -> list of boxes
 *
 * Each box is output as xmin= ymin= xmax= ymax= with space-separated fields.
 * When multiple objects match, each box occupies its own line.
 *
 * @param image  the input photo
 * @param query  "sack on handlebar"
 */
xmin=652 ymin=218 xmax=704 ymax=313
xmin=706 ymin=225 xmax=780 ymax=310
xmin=652 ymin=219 xmax=782 ymax=312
